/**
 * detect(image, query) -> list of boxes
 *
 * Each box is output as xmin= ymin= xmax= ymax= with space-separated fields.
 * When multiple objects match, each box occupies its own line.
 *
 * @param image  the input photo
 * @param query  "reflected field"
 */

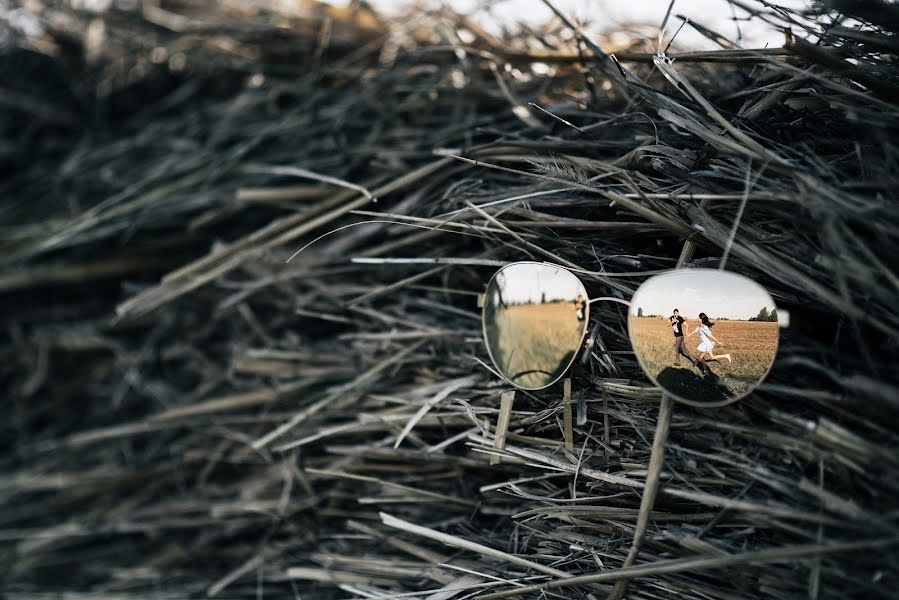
xmin=631 ymin=316 xmax=778 ymax=401
xmin=485 ymin=302 xmax=585 ymax=389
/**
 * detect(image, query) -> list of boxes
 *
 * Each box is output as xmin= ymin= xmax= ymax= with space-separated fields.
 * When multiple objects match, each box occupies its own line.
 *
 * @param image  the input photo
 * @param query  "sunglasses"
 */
xmin=480 ymin=262 xmax=781 ymax=407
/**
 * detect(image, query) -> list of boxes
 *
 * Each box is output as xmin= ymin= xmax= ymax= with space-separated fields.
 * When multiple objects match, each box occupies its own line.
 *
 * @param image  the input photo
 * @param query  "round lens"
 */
xmin=482 ymin=262 xmax=590 ymax=390
xmin=628 ymin=269 xmax=779 ymax=405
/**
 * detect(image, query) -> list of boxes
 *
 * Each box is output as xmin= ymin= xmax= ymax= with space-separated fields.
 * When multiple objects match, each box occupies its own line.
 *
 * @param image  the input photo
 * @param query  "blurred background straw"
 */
xmin=1 ymin=1 xmax=898 ymax=598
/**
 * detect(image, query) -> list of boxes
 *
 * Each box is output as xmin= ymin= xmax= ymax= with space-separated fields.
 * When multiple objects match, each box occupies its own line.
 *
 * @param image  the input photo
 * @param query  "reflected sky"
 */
xmin=491 ymin=263 xmax=585 ymax=306
xmin=630 ymin=270 xmax=774 ymax=320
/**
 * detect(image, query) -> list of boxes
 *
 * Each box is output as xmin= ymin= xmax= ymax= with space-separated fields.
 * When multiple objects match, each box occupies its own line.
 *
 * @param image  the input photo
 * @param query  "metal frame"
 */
xmin=481 ymin=261 xmax=591 ymax=391
xmin=625 ymin=267 xmax=782 ymax=407
xmin=482 ymin=263 xmax=783 ymax=405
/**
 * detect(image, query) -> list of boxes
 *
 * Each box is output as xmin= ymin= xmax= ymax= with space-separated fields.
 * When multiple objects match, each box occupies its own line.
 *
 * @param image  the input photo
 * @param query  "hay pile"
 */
xmin=2 ymin=0 xmax=898 ymax=598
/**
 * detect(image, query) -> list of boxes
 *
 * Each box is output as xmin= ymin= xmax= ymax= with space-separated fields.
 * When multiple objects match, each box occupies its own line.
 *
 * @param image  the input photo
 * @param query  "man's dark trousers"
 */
xmin=673 ymin=336 xmax=695 ymax=365
xmin=674 ymin=336 xmax=708 ymax=373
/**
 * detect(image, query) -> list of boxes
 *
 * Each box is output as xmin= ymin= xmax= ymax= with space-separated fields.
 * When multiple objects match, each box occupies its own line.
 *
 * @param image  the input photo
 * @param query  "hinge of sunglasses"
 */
xmin=777 ymin=309 xmax=790 ymax=328
xmin=477 ymin=293 xmax=485 ymax=309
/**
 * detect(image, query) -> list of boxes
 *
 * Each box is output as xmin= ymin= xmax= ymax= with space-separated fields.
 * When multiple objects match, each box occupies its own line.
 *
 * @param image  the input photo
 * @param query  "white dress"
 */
xmin=697 ymin=325 xmax=715 ymax=353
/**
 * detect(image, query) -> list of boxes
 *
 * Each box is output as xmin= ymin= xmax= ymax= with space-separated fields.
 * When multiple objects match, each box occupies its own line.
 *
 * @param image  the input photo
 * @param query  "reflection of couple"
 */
xmin=671 ymin=309 xmax=732 ymax=374
xmin=574 ymin=294 xmax=585 ymax=321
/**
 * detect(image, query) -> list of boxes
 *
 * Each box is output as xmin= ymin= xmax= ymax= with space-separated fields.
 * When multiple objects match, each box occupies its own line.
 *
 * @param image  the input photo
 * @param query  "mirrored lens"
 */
xmin=483 ymin=262 xmax=589 ymax=390
xmin=628 ymin=269 xmax=779 ymax=405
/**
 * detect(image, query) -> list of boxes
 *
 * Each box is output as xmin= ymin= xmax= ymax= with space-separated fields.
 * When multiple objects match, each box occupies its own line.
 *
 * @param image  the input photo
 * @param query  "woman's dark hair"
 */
xmin=698 ymin=312 xmax=714 ymax=328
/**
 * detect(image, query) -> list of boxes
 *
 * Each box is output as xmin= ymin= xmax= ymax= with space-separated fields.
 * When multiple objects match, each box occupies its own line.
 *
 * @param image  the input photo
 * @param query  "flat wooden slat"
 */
xmin=491 ymin=391 xmax=515 ymax=465
xmin=563 ymin=378 xmax=574 ymax=453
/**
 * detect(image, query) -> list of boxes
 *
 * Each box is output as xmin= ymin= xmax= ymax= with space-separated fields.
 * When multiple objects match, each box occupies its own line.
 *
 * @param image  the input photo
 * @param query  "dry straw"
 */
xmin=1 ymin=0 xmax=898 ymax=599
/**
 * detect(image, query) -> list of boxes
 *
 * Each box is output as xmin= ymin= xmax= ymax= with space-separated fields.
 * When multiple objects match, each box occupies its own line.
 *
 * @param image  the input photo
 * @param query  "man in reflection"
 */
xmin=575 ymin=294 xmax=586 ymax=321
xmin=671 ymin=308 xmax=702 ymax=371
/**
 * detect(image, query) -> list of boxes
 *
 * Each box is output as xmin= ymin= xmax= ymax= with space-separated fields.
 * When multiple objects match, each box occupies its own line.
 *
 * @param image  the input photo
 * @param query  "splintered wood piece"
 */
xmin=490 ymin=391 xmax=515 ymax=465
xmin=563 ymin=378 xmax=574 ymax=452
xmin=608 ymin=394 xmax=674 ymax=600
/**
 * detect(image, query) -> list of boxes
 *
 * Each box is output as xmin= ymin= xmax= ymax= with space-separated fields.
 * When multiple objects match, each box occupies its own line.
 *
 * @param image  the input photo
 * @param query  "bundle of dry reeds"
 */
xmin=2 ymin=0 xmax=898 ymax=598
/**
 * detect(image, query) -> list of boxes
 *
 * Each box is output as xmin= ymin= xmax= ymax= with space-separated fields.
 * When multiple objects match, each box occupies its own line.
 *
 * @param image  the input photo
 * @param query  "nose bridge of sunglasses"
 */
xmin=588 ymin=296 xmax=632 ymax=306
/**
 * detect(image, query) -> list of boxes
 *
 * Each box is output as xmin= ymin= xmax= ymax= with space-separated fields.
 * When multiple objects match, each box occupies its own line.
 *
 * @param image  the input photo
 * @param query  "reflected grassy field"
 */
xmin=485 ymin=302 xmax=586 ymax=389
xmin=630 ymin=317 xmax=778 ymax=401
